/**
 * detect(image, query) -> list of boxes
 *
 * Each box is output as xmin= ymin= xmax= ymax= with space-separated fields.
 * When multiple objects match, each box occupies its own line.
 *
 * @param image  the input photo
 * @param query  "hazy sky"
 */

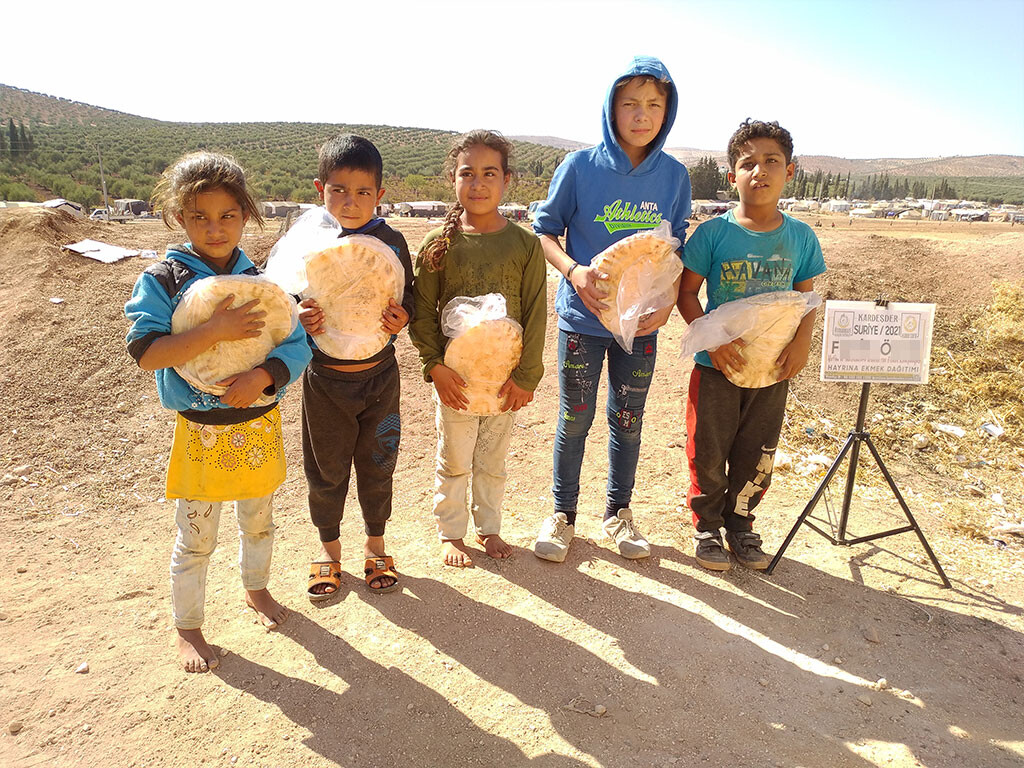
xmin=4 ymin=0 xmax=1022 ymax=158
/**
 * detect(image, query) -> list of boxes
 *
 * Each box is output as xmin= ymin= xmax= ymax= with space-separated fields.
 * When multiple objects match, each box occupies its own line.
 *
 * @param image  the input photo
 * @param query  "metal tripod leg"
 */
xmin=765 ymin=436 xmax=855 ymax=574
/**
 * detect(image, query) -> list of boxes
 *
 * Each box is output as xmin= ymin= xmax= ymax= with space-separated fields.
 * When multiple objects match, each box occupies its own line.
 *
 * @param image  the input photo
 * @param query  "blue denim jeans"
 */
xmin=552 ymin=329 xmax=657 ymax=513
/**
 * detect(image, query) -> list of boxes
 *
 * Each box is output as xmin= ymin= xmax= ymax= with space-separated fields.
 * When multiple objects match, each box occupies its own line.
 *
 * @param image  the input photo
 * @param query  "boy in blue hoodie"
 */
xmin=532 ymin=56 xmax=691 ymax=563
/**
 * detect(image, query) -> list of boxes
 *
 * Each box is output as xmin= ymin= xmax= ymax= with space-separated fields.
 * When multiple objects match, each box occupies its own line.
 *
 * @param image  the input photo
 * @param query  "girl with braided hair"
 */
xmin=409 ymin=130 xmax=547 ymax=567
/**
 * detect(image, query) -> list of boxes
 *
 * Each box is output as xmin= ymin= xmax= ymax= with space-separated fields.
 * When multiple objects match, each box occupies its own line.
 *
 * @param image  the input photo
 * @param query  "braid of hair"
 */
xmin=422 ymin=202 xmax=464 ymax=272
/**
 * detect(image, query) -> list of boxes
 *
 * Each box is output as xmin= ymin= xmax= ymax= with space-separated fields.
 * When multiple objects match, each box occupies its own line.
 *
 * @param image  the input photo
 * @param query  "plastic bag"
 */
xmin=171 ymin=274 xmax=299 ymax=405
xmin=680 ymin=290 xmax=822 ymax=388
xmin=441 ymin=293 xmax=524 ymax=416
xmin=264 ymin=206 xmax=405 ymax=360
xmin=263 ymin=206 xmax=343 ymax=295
xmin=590 ymin=220 xmax=682 ymax=352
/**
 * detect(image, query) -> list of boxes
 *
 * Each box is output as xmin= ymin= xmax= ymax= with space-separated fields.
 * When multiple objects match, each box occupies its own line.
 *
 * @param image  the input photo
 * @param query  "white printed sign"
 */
xmin=821 ymin=300 xmax=935 ymax=384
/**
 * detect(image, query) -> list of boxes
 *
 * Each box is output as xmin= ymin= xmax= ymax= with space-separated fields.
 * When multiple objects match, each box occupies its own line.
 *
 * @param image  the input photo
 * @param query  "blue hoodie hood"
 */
xmin=598 ymin=56 xmax=678 ymax=175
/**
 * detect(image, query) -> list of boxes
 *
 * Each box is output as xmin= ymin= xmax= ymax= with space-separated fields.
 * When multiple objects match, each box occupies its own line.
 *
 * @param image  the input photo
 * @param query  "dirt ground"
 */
xmin=0 ymin=208 xmax=1022 ymax=768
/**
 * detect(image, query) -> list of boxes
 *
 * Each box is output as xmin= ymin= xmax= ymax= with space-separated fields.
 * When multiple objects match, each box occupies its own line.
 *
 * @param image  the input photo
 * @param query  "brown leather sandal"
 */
xmin=307 ymin=561 xmax=342 ymax=603
xmin=363 ymin=556 xmax=401 ymax=594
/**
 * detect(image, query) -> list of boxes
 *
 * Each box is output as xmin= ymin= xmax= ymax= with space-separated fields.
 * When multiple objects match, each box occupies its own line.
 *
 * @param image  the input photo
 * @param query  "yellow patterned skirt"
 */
xmin=166 ymin=407 xmax=286 ymax=502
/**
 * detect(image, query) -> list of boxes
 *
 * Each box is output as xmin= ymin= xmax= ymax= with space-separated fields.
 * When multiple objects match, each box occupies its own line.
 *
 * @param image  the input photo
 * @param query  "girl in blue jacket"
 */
xmin=532 ymin=56 xmax=691 ymax=563
xmin=125 ymin=152 xmax=311 ymax=673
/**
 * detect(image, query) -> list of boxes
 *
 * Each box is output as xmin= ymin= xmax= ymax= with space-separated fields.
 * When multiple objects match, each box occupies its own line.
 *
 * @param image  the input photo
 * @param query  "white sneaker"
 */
xmin=534 ymin=512 xmax=574 ymax=562
xmin=602 ymin=508 xmax=650 ymax=559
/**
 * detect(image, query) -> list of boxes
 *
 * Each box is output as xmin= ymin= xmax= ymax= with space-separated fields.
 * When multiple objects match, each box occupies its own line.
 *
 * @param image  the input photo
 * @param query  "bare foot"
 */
xmin=309 ymin=539 xmax=343 ymax=598
xmin=245 ymin=588 xmax=289 ymax=630
xmin=176 ymin=628 xmax=218 ymax=673
xmin=441 ymin=539 xmax=474 ymax=567
xmin=364 ymin=535 xmax=397 ymax=590
xmin=477 ymin=533 xmax=514 ymax=559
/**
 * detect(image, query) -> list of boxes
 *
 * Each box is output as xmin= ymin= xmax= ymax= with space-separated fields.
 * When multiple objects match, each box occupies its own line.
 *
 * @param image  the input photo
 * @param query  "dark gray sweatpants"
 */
xmin=302 ymin=359 xmax=401 ymax=541
xmin=685 ymin=364 xmax=788 ymax=533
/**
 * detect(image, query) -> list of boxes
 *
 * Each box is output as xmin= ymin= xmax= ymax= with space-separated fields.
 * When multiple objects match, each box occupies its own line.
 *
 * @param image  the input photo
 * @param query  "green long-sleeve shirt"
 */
xmin=410 ymin=221 xmax=547 ymax=391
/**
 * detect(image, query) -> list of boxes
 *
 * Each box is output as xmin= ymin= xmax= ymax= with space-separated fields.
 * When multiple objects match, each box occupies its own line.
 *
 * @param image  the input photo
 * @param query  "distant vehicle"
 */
xmin=89 ymin=207 xmax=132 ymax=222
xmin=114 ymin=198 xmax=151 ymax=217
xmin=396 ymin=201 xmax=448 ymax=218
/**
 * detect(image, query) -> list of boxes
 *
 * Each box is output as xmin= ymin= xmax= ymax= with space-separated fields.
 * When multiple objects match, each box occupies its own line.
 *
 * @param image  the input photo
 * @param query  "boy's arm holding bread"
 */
xmin=774 ymin=277 xmax=815 ymax=380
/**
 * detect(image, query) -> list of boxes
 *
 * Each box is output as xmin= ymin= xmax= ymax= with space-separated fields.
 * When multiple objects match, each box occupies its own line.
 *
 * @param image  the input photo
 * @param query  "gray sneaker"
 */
xmin=602 ymin=508 xmax=650 ymax=559
xmin=534 ymin=513 xmax=574 ymax=562
xmin=694 ymin=530 xmax=732 ymax=571
xmin=725 ymin=530 xmax=771 ymax=570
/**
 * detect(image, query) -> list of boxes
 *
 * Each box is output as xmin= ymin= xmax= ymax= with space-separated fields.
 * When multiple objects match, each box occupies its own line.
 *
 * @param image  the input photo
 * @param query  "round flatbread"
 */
xmin=591 ymin=230 xmax=679 ymax=336
xmin=171 ymin=275 xmax=297 ymax=404
xmin=303 ymin=235 xmax=403 ymax=360
xmin=444 ymin=318 xmax=523 ymax=415
xmin=726 ymin=291 xmax=807 ymax=388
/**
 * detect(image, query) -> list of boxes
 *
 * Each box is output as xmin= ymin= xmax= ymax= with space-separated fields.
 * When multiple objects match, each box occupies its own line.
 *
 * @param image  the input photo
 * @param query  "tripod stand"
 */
xmin=766 ymin=381 xmax=951 ymax=587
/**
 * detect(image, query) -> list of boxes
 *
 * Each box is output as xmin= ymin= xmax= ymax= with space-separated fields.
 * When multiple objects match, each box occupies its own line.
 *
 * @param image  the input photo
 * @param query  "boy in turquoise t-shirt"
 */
xmin=678 ymin=119 xmax=825 ymax=571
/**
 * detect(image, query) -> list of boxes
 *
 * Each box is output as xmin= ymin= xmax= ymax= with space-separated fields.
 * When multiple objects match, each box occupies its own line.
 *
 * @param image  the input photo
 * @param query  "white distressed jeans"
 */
xmin=170 ymin=494 xmax=276 ymax=629
xmin=433 ymin=399 xmax=514 ymax=541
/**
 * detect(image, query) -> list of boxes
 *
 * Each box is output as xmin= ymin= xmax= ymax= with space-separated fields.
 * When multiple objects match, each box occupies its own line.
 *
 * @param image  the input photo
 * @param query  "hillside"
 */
xmin=662 ymin=147 xmax=1024 ymax=179
xmin=0 ymin=84 xmax=566 ymax=208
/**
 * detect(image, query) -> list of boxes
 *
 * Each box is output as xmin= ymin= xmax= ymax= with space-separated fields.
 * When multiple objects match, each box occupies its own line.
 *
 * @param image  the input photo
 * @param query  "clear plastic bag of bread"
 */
xmin=264 ymin=206 xmax=405 ymax=360
xmin=441 ymin=293 xmax=524 ymax=416
xmin=171 ymin=275 xmax=300 ymax=406
xmin=680 ymin=290 xmax=822 ymax=387
xmin=590 ymin=220 xmax=682 ymax=352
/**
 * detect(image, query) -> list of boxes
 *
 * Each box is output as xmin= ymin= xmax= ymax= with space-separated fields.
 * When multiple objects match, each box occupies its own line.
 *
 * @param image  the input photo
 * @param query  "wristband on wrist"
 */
xmin=566 ymin=262 xmax=579 ymax=281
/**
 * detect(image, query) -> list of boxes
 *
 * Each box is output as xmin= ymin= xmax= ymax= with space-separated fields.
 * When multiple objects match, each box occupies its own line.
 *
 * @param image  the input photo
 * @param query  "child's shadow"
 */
xmin=218 ymin=611 xmax=590 ymax=767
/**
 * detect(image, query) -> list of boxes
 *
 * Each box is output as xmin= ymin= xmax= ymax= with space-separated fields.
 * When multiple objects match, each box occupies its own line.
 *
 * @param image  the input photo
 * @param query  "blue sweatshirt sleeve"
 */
xmin=124 ymin=271 xmax=173 ymax=363
xmin=670 ymin=167 xmax=693 ymax=253
xmin=265 ymin=317 xmax=312 ymax=390
xmin=532 ymin=154 xmax=577 ymax=238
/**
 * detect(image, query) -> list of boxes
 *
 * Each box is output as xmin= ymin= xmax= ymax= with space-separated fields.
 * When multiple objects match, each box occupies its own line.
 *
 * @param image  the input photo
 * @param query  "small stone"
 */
xmin=16 ymin=566 xmax=27 ymax=574
xmin=407 ymin=703 xmax=414 ymax=711
xmin=821 ymin=643 xmax=829 ymax=651
xmin=282 ymin=733 xmax=290 ymax=740
xmin=862 ymin=626 xmax=880 ymax=644
xmin=875 ymin=677 xmax=889 ymax=690
xmin=47 ymin=709 xmax=55 ymax=717
xmin=8 ymin=721 xmax=23 ymax=735
xmin=912 ymin=433 xmax=930 ymax=450
xmin=222 ymin=748 xmax=228 ymax=755
xmin=219 ymin=649 xmax=230 ymax=658
xmin=857 ymin=694 xmax=872 ymax=706
xmin=758 ymin=678 xmax=769 ymax=687
xmin=75 ymin=662 xmax=89 ymax=674
xmin=11 ymin=465 xmax=31 ymax=477
xmin=834 ymin=657 xmax=843 ymax=664
xmin=231 ymin=758 xmax=237 ymax=765
xmin=82 ymin=724 xmax=92 ymax=732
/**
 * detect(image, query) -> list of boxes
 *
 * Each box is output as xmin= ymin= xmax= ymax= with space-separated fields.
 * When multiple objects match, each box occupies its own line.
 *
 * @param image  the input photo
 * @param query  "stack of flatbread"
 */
xmin=303 ymin=235 xmax=403 ymax=360
xmin=172 ymin=275 xmax=297 ymax=404
xmin=590 ymin=229 xmax=681 ymax=341
xmin=726 ymin=291 xmax=808 ymax=388
xmin=444 ymin=318 xmax=523 ymax=415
